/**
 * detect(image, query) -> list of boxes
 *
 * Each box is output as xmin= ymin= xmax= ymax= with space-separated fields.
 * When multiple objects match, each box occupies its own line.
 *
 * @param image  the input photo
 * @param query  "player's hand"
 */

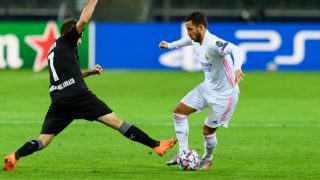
xmin=91 ymin=64 xmax=103 ymax=75
xmin=235 ymin=69 xmax=244 ymax=84
xmin=159 ymin=41 xmax=169 ymax=49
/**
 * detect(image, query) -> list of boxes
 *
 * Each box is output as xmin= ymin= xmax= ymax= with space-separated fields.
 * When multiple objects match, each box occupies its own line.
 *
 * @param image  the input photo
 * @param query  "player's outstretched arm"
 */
xmin=76 ymin=0 xmax=98 ymax=34
xmin=160 ymin=37 xmax=193 ymax=49
xmin=82 ymin=64 xmax=103 ymax=78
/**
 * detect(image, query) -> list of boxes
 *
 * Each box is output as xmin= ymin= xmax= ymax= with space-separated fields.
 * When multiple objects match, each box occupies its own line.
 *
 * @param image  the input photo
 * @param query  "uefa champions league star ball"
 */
xmin=177 ymin=149 xmax=200 ymax=170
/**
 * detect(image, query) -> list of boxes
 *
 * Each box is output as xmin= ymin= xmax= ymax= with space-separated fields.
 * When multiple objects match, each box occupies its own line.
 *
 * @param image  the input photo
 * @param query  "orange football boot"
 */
xmin=3 ymin=152 xmax=18 ymax=172
xmin=153 ymin=138 xmax=177 ymax=156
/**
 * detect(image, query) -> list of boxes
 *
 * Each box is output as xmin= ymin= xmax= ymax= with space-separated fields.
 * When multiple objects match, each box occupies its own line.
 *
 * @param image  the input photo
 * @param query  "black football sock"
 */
xmin=119 ymin=122 xmax=160 ymax=148
xmin=15 ymin=139 xmax=44 ymax=160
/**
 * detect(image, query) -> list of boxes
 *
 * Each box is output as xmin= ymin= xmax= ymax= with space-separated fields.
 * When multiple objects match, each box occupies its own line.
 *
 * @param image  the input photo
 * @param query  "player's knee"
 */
xmin=40 ymin=140 xmax=50 ymax=148
xmin=203 ymin=125 xmax=216 ymax=135
xmin=98 ymin=113 xmax=124 ymax=129
xmin=173 ymin=106 xmax=181 ymax=114
xmin=173 ymin=103 xmax=196 ymax=115
xmin=38 ymin=135 xmax=54 ymax=148
xmin=173 ymin=105 xmax=187 ymax=114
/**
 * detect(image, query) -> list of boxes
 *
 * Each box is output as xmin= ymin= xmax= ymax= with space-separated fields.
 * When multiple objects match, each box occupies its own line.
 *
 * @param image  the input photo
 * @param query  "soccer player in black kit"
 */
xmin=3 ymin=0 xmax=176 ymax=172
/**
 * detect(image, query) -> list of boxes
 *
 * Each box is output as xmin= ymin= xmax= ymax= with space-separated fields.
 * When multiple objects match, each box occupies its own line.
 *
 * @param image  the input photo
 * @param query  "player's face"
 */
xmin=185 ymin=21 xmax=201 ymax=42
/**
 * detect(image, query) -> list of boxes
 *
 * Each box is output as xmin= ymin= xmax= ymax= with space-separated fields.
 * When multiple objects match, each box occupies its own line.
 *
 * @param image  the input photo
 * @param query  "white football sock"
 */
xmin=202 ymin=133 xmax=217 ymax=161
xmin=174 ymin=113 xmax=189 ymax=150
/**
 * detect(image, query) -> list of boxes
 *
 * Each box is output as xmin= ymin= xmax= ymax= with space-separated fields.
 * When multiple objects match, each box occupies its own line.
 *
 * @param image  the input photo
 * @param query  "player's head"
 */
xmin=61 ymin=18 xmax=82 ymax=45
xmin=184 ymin=12 xmax=207 ymax=43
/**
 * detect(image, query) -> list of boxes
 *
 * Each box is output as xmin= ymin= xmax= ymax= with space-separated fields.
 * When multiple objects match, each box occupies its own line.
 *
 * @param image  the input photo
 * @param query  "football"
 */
xmin=177 ymin=149 xmax=201 ymax=170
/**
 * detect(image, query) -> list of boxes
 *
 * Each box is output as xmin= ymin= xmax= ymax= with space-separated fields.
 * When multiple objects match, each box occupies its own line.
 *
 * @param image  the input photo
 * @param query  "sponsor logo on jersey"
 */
xmin=49 ymin=78 xmax=75 ymax=92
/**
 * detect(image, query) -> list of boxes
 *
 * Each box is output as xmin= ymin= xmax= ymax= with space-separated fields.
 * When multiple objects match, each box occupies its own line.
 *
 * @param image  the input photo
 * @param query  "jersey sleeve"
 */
xmin=61 ymin=26 xmax=81 ymax=48
xmin=209 ymin=38 xmax=244 ymax=71
xmin=168 ymin=36 xmax=193 ymax=49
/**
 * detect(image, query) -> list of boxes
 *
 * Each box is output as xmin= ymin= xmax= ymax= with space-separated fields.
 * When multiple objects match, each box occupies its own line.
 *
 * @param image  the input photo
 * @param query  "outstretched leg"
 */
xmin=97 ymin=112 xmax=176 ymax=156
xmin=3 ymin=134 xmax=54 ymax=171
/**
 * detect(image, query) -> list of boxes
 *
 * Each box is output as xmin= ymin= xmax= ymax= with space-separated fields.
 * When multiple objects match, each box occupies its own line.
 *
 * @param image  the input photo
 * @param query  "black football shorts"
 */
xmin=41 ymin=91 xmax=113 ymax=135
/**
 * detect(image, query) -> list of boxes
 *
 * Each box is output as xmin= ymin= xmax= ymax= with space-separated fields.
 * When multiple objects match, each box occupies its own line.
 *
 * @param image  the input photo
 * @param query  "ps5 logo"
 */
xmin=159 ymin=23 xmax=320 ymax=71
xmin=236 ymin=30 xmax=320 ymax=69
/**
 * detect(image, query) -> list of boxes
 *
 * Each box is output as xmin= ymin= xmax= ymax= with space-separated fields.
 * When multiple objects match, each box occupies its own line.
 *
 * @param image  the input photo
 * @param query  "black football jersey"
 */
xmin=47 ymin=26 xmax=89 ymax=102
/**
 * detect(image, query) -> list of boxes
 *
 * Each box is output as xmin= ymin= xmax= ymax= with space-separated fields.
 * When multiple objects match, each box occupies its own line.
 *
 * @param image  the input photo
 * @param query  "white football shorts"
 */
xmin=181 ymin=83 xmax=239 ymax=128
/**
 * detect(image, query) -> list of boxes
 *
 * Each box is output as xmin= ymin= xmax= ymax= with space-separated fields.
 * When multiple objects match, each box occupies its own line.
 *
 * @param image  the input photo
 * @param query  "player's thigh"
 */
xmin=72 ymin=95 xmax=121 ymax=128
xmin=72 ymin=94 xmax=113 ymax=121
xmin=205 ymin=94 xmax=239 ymax=128
xmin=97 ymin=112 xmax=124 ymax=130
xmin=41 ymin=105 xmax=73 ymax=136
xmin=179 ymin=83 xmax=207 ymax=114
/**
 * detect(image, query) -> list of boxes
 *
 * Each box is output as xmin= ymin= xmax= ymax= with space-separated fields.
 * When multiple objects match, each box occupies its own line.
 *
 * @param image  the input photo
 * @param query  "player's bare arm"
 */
xmin=159 ymin=41 xmax=169 ymax=49
xmin=82 ymin=64 xmax=103 ymax=78
xmin=76 ymin=0 xmax=98 ymax=34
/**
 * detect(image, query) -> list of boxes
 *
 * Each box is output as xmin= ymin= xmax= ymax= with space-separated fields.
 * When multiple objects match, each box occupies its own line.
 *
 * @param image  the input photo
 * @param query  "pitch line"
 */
xmin=0 ymin=120 xmax=319 ymax=128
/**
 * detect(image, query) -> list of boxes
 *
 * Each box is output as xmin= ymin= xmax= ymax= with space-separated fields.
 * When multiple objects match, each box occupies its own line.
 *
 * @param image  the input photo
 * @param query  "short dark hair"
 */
xmin=60 ymin=18 xmax=78 ymax=35
xmin=184 ymin=12 xmax=207 ymax=28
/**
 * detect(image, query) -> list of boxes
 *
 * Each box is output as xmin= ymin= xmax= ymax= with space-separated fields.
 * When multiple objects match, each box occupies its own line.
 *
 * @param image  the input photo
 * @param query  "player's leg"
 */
xmin=174 ymin=84 xmax=206 ymax=151
xmin=198 ymin=94 xmax=239 ymax=170
xmin=165 ymin=102 xmax=196 ymax=165
xmin=173 ymin=102 xmax=196 ymax=151
xmin=74 ymin=92 xmax=176 ymax=156
xmin=15 ymin=134 xmax=54 ymax=160
xmin=3 ymin=136 xmax=47 ymax=172
xmin=167 ymin=84 xmax=207 ymax=165
xmin=97 ymin=112 xmax=176 ymax=156
xmin=97 ymin=112 xmax=160 ymax=148
xmin=3 ymin=134 xmax=55 ymax=172
xmin=4 ymin=105 xmax=73 ymax=172
xmin=197 ymin=125 xmax=216 ymax=170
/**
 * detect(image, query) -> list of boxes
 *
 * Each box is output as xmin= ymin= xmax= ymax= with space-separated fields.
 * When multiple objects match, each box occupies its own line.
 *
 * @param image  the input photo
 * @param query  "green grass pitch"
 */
xmin=0 ymin=70 xmax=319 ymax=179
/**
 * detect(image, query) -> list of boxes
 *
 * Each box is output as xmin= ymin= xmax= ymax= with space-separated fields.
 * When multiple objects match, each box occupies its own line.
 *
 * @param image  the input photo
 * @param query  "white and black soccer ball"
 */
xmin=177 ymin=149 xmax=200 ymax=170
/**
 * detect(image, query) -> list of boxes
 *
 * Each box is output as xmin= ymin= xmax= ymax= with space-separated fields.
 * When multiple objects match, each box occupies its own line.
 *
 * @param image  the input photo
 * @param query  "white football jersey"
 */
xmin=168 ymin=31 xmax=243 ymax=99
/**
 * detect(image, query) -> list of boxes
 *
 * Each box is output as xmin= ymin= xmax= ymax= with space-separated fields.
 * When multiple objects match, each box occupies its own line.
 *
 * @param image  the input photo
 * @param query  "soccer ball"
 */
xmin=177 ymin=149 xmax=200 ymax=170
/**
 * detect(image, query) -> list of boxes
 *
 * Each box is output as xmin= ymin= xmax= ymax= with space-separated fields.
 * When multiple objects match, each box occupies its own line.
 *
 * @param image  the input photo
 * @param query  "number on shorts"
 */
xmin=48 ymin=52 xmax=59 ymax=81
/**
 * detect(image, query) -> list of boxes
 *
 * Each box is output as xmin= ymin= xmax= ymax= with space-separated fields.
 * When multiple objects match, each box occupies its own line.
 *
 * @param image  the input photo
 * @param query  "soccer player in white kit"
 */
xmin=159 ymin=12 xmax=244 ymax=170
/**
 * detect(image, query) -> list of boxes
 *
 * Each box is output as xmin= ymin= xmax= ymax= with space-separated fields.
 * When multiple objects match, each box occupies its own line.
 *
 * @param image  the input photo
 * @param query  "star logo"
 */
xmin=25 ymin=21 xmax=60 ymax=72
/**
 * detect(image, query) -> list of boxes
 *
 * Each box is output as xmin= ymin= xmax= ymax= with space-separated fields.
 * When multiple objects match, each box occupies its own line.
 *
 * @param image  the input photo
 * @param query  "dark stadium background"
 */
xmin=1 ymin=1 xmax=319 ymax=179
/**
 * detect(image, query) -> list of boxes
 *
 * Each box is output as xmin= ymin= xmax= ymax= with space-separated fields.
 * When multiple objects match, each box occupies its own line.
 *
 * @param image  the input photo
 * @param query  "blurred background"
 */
xmin=1 ymin=2 xmax=320 ymax=178
xmin=1 ymin=0 xmax=320 ymax=22
xmin=0 ymin=0 xmax=320 ymax=71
